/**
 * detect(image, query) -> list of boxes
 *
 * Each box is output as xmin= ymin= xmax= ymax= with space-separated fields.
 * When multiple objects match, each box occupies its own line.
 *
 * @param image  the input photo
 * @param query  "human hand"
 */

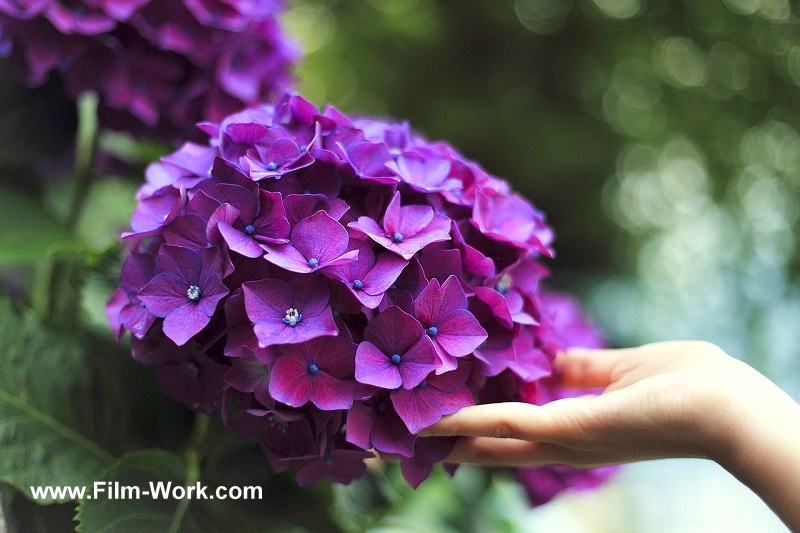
xmin=422 ymin=341 xmax=790 ymax=469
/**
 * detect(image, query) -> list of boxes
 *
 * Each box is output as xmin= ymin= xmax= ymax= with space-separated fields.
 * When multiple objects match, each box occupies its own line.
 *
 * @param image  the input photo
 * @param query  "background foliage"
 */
xmin=0 ymin=0 xmax=798 ymax=531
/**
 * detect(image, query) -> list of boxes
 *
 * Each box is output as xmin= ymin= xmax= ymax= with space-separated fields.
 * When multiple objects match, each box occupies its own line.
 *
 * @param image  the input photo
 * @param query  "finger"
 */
xmin=556 ymin=347 xmax=640 ymax=389
xmin=446 ymin=437 xmax=562 ymax=466
xmin=445 ymin=437 xmax=614 ymax=468
xmin=419 ymin=402 xmax=543 ymax=439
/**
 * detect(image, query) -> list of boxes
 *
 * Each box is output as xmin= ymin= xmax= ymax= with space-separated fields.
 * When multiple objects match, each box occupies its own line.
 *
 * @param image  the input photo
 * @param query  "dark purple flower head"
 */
xmin=111 ymin=90 xmax=609 ymax=497
xmin=0 ymin=0 xmax=299 ymax=140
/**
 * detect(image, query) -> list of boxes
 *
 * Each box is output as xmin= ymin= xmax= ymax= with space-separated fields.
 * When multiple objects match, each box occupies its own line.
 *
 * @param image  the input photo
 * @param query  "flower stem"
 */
xmin=66 ymin=91 xmax=99 ymax=231
xmin=169 ymin=413 xmax=210 ymax=533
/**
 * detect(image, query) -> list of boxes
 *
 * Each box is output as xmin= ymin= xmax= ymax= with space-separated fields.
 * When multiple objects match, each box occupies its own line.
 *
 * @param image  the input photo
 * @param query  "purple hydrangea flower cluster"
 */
xmin=108 ymin=90 xmax=605 ymax=495
xmin=0 ymin=0 xmax=298 ymax=139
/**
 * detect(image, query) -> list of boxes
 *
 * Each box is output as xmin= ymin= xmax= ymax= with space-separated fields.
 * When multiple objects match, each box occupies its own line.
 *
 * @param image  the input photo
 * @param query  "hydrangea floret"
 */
xmin=109 ymin=90 xmax=614 ymax=498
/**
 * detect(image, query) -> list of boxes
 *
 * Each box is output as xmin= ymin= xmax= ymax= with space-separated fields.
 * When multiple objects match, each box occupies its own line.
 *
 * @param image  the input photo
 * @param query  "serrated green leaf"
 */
xmin=0 ymin=186 xmax=82 ymax=264
xmin=75 ymin=450 xmax=264 ymax=533
xmin=0 ymin=298 xmax=115 ymax=503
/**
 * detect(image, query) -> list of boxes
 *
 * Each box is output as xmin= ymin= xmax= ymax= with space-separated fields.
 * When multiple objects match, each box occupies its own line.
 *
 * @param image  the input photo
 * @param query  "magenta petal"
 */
xmin=162 ymin=302 xmax=212 ymax=346
xmin=269 ymin=355 xmax=313 ymax=407
xmin=345 ymin=401 xmax=376 ymax=450
xmin=262 ymin=243 xmax=317 ymax=272
xmin=436 ymin=309 xmax=488 ymax=357
xmin=243 ymin=279 xmax=290 ymax=323
xmin=291 ymin=211 xmax=349 ymax=263
xmin=218 ymin=221 xmax=264 ymax=258
xmin=139 ymin=273 xmax=189 ymax=316
xmin=310 ymin=373 xmax=355 ymax=410
xmin=355 ymin=341 xmax=402 ymax=389
xmin=397 ymin=336 xmax=438 ymax=389
xmin=363 ymin=306 xmax=424 ymax=356
xmin=392 ymin=384 xmax=473 ymax=434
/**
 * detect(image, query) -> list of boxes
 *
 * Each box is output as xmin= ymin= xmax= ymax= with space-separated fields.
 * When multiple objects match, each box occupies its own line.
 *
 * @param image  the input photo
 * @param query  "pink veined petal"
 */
xmin=309 ymin=372 xmax=355 ymax=410
xmin=345 ymin=401 xmax=377 ymax=450
xmin=355 ymin=341 xmax=402 ymax=389
xmin=218 ymin=221 xmax=264 ymax=258
xmin=269 ymin=355 xmax=313 ymax=407
xmin=290 ymin=211 xmax=349 ymax=264
xmin=243 ymin=279 xmax=291 ymax=323
xmin=262 ymin=243 xmax=317 ymax=272
xmin=435 ymin=309 xmax=488 ymax=357
xmin=162 ymin=302 xmax=212 ymax=346
xmin=139 ymin=273 xmax=190 ymax=316
xmin=155 ymin=245 xmax=202 ymax=283
xmin=397 ymin=336 xmax=438 ymax=389
xmin=396 ymin=205 xmax=434 ymax=238
xmin=381 ymin=192 xmax=402 ymax=234
xmin=197 ymin=274 xmax=229 ymax=317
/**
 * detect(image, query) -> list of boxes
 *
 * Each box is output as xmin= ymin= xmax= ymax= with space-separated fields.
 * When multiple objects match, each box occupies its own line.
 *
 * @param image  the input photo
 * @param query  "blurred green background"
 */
xmin=0 ymin=0 xmax=798 ymax=531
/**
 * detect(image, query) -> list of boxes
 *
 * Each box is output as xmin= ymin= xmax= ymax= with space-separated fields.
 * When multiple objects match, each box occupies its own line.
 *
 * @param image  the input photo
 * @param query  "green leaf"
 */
xmin=0 ymin=186 xmax=81 ymax=264
xmin=0 ymin=298 xmax=114 ymax=502
xmin=73 ymin=177 xmax=137 ymax=254
xmin=75 ymin=450 xmax=264 ymax=533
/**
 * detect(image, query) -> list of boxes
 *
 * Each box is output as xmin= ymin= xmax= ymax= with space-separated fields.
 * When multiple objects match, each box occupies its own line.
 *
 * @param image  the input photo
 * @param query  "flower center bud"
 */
xmin=266 ymin=162 xmax=278 ymax=171
xmin=390 ymin=353 xmax=402 ymax=365
xmin=187 ymin=285 xmax=202 ymax=301
xmin=427 ymin=326 xmax=438 ymax=336
xmin=352 ymin=279 xmax=364 ymax=290
xmin=495 ymin=273 xmax=513 ymax=295
xmin=323 ymin=455 xmax=335 ymax=466
xmin=376 ymin=402 xmax=388 ymax=413
xmin=307 ymin=257 xmax=319 ymax=267
xmin=244 ymin=224 xmax=256 ymax=235
xmin=283 ymin=308 xmax=302 ymax=326
xmin=391 ymin=232 xmax=404 ymax=243
xmin=418 ymin=379 xmax=427 ymax=389
xmin=308 ymin=363 xmax=319 ymax=374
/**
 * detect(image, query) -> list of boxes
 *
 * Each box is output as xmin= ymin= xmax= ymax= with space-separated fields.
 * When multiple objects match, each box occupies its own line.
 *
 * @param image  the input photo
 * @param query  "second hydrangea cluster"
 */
xmin=0 ymin=0 xmax=298 ymax=140
xmin=108 ymin=90 xmax=609 ymax=492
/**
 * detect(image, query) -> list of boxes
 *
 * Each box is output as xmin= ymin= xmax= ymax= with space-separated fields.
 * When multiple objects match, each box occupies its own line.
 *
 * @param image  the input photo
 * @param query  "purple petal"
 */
xmin=269 ymin=355 xmax=313 ymax=407
xmin=355 ymin=341 xmax=402 ymax=389
xmin=363 ymin=306 xmax=424 ymax=356
xmin=435 ymin=309 xmax=488 ymax=357
xmin=162 ymin=302 xmax=213 ymax=346
xmin=139 ymin=273 xmax=190 ymax=317
xmin=397 ymin=335 xmax=438 ymax=389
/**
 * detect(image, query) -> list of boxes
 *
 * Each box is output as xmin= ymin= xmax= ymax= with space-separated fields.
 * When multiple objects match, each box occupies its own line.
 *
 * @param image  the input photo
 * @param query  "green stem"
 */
xmin=66 ymin=92 xmax=99 ymax=231
xmin=169 ymin=414 xmax=210 ymax=533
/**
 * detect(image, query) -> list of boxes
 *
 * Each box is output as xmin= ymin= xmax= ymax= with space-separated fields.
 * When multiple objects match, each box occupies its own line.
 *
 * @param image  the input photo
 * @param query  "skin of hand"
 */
xmin=420 ymin=341 xmax=800 ymax=531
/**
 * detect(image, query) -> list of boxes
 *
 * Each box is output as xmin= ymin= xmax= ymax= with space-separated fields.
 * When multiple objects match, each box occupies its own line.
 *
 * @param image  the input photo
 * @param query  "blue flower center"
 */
xmin=187 ymin=285 xmax=202 ymax=301
xmin=308 ymin=257 xmax=319 ymax=267
xmin=392 ymin=232 xmax=404 ymax=243
xmin=266 ymin=162 xmax=278 ymax=171
xmin=283 ymin=308 xmax=302 ymax=326
xmin=352 ymin=279 xmax=364 ymax=290
xmin=427 ymin=326 xmax=438 ymax=336
xmin=390 ymin=353 xmax=402 ymax=365
xmin=299 ymin=144 xmax=308 ymax=152
xmin=244 ymin=224 xmax=256 ymax=235
xmin=418 ymin=379 xmax=427 ymax=389
xmin=308 ymin=363 xmax=319 ymax=374
xmin=323 ymin=455 xmax=334 ymax=466
xmin=376 ymin=402 xmax=388 ymax=413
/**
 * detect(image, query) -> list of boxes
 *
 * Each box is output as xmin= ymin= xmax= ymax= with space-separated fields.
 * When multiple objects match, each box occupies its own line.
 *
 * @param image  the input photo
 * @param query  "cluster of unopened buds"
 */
xmin=108 ymin=90 xmax=614 ymax=500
